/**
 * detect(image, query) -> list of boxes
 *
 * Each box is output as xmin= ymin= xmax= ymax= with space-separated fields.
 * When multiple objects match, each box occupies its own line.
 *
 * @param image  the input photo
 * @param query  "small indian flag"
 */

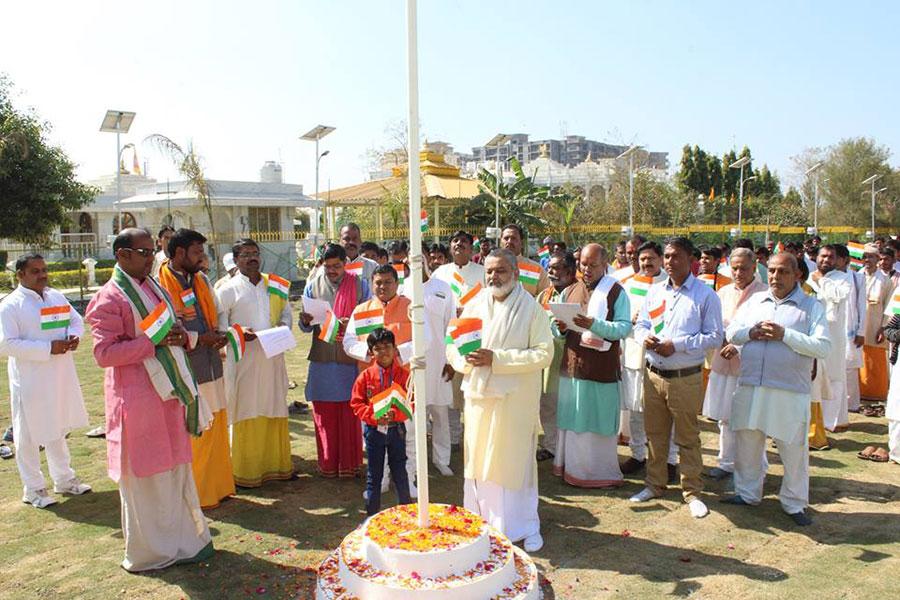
xmin=180 ymin=288 xmax=196 ymax=307
xmin=849 ymin=257 xmax=864 ymax=271
xmin=345 ymin=261 xmax=364 ymax=277
xmin=354 ymin=308 xmax=384 ymax=335
xmin=649 ymin=300 xmax=666 ymax=335
xmin=267 ymin=274 xmax=290 ymax=300
xmin=628 ymin=274 xmax=653 ymax=297
xmin=450 ymin=271 xmax=466 ymax=297
xmin=518 ymin=261 xmax=541 ymax=286
xmin=226 ymin=323 xmax=246 ymax=361
xmin=887 ymin=294 xmax=900 ymax=316
xmin=40 ymin=305 xmax=70 ymax=330
xmin=372 ymin=383 xmax=413 ymax=420
xmin=773 ymin=241 xmax=785 ymax=255
xmin=420 ymin=210 xmax=428 ymax=233
xmin=448 ymin=317 xmax=482 ymax=355
xmin=139 ymin=302 xmax=175 ymax=345
xmin=393 ymin=263 xmax=406 ymax=285
xmin=318 ymin=310 xmax=340 ymax=343
xmin=538 ymin=245 xmax=550 ymax=261
xmin=847 ymin=241 xmax=865 ymax=259
xmin=459 ymin=282 xmax=482 ymax=306
xmin=473 ymin=237 xmax=481 ymax=250
xmin=698 ymin=273 xmax=717 ymax=288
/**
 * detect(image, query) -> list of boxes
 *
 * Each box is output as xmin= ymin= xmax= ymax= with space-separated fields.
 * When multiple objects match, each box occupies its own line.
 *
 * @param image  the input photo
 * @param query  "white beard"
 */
xmin=488 ymin=278 xmax=516 ymax=298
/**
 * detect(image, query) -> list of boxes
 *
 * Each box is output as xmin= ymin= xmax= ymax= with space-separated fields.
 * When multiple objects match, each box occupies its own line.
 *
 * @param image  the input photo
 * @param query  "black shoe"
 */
xmin=2 ymin=426 xmax=12 ymax=443
xmin=535 ymin=448 xmax=554 ymax=462
xmin=620 ymin=457 xmax=646 ymax=475
xmin=789 ymin=510 xmax=813 ymax=526
xmin=721 ymin=494 xmax=751 ymax=505
xmin=706 ymin=467 xmax=733 ymax=481
xmin=288 ymin=401 xmax=309 ymax=415
xmin=667 ymin=463 xmax=678 ymax=485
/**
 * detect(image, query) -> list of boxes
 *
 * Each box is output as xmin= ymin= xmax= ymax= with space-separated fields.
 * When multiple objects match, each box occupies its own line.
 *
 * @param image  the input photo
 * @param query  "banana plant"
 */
xmin=475 ymin=157 xmax=548 ymax=230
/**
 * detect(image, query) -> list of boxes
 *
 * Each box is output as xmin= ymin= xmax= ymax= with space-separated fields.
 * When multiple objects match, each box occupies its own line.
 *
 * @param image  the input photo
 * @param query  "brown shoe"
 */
xmin=620 ymin=457 xmax=646 ymax=474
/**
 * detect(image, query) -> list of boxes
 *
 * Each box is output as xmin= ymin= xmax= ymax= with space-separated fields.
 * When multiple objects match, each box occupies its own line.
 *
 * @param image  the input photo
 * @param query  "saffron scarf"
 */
xmin=157 ymin=263 xmax=218 ymax=331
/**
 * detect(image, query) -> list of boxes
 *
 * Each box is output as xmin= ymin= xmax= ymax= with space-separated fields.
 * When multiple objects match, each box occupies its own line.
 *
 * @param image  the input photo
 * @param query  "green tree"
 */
xmin=473 ymin=157 xmax=548 ymax=231
xmin=0 ymin=75 xmax=96 ymax=243
xmin=819 ymin=137 xmax=897 ymax=230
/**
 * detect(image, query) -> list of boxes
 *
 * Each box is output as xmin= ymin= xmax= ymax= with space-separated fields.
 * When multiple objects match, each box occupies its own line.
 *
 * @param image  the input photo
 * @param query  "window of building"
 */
xmin=248 ymin=207 xmax=281 ymax=233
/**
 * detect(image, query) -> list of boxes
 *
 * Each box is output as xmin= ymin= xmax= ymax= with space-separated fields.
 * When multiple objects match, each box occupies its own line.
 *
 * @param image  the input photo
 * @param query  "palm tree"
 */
xmin=144 ymin=135 xmax=219 ymax=271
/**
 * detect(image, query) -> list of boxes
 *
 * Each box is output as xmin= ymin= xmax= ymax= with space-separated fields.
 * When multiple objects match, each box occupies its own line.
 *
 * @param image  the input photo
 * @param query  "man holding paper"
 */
xmin=216 ymin=238 xmax=294 ymax=488
xmin=552 ymin=243 xmax=632 ymax=488
xmin=85 ymin=228 xmax=212 ymax=571
xmin=0 ymin=254 xmax=91 ymax=508
xmin=446 ymin=248 xmax=553 ymax=553
xmin=299 ymin=243 xmax=370 ymax=478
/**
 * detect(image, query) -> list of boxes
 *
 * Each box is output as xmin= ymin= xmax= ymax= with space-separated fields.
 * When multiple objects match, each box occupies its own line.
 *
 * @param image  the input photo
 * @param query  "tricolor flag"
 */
xmin=472 ymin=237 xmax=481 ymax=250
xmin=318 ymin=310 xmax=340 ymax=343
xmin=40 ymin=305 xmax=70 ymax=330
xmin=450 ymin=271 xmax=466 ymax=297
xmin=518 ymin=261 xmax=541 ymax=286
xmin=649 ymin=300 xmax=666 ymax=335
xmin=448 ymin=317 xmax=482 ymax=355
xmin=459 ymin=282 xmax=482 ymax=306
xmin=372 ymin=383 xmax=413 ymax=420
xmin=139 ymin=302 xmax=175 ymax=344
xmin=345 ymin=261 xmax=364 ymax=277
xmin=226 ymin=323 xmax=246 ymax=361
xmin=538 ymin=245 xmax=550 ymax=261
xmin=267 ymin=274 xmax=290 ymax=300
xmin=420 ymin=210 xmax=428 ymax=233
xmin=887 ymin=293 xmax=900 ymax=316
xmin=773 ymin=241 xmax=785 ymax=255
xmin=627 ymin=274 xmax=653 ymax=297
xmin=847 ymin=241 xmax=865 ymax=259
xmin=180 ymin=288 xmax=197 ymax=307
xmin=698 ymin=273 xmax=717 ymax=288
xmin=354 ymin=308 xmax=384 ymax=335
xmin=393 ymin=263 xmax=406 ymax=285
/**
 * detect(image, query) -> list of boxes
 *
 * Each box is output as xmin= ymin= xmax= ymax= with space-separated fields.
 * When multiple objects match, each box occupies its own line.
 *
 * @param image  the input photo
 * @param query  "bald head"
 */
xmin=114 ymin=227 xmax=155 ymax=280
xmin=579 ymin=243 xmax=608 ymax=286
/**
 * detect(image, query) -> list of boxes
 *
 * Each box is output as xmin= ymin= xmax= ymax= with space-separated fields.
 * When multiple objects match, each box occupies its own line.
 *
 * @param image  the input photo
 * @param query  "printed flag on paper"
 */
xmin=180 ymin=288 xmax=197 ymax=307
xmin=447 ymin=317 xmax=482 ymax=355
xmin=627 ymin=274 xmax=653 ymax=297
xmin=267 ymin=274 xmax=290 ymax=299
xmin=773 ymin=241 xmax=785 ymax=255
xmin=354 ymin=308 xmax=384 ymax=335
xmin=847 ymin=241 xmax=866 ymax=271
xmin=518 ymin=261 xmax=541 ymax=286
xmin=472 ymin=237 xmax=481 ymax=250
xmin=226 ymin=323 xmax=246 ymax=361
xmin=420 ymin=210 xmax=428 ymax=233
xmin=372 ymin=383 xmax=413 ymax=420
xmin=538 ymin=245 xmax=550 ymax=261
xmin=39 ymin=305 xmax=70 ymax=330
xmin=139 ymin=302 xmax=175 ymax=344
xmin=393 ymin=263 xmax=406 ymax=285
xmin=450 ymin=271 xmax=466 ymax=297
xmin=318 ymin=310 xmax=341 ymax=343
xmin=345 ymin=261 xmax=364 ymax=278
xmin=698 ymin=273 xmax=717 ymax=288
xmin=649 ymin=300 xmax=666 ymax=335
xmin=459 ymin=282 xmax=482 ymax=306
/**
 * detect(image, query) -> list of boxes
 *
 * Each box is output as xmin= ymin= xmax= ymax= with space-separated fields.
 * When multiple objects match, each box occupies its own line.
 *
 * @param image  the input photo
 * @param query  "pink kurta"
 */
xmin=85 ymin=280 xmax=193 ymax=482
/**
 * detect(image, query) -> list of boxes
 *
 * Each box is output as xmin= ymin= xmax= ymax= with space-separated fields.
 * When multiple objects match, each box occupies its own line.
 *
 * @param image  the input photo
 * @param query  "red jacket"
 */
xmin=350 ymin=361 xmax=411 ymax=426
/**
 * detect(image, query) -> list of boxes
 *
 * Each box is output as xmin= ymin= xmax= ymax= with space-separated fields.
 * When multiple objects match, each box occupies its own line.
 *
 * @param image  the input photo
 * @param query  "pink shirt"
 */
xmin=85 ymin=279 xmax=192 ymax=482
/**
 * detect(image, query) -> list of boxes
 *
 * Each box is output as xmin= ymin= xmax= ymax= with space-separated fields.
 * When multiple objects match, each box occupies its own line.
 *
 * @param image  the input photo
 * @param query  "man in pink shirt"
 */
xmin=86 ymin=228 xmax=213 ymax=572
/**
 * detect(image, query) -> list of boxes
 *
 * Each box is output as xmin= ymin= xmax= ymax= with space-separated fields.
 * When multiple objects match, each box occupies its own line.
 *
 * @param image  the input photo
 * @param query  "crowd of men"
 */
xmin=1 ymin=221 xmax=899 ymax=571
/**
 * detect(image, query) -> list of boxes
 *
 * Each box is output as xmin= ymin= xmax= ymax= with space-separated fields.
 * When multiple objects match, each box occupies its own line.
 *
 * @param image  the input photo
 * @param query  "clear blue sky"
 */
xmin=2 ymin=0 xmax=898 ymax=193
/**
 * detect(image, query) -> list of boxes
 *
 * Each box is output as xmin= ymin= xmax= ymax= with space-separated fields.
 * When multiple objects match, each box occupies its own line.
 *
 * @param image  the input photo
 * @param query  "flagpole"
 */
xmin=405 ymin=0 xmax=430 ymax=529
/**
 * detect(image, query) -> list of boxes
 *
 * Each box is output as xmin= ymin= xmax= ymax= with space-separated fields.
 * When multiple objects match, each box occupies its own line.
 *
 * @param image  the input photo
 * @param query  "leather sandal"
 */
xmin=857 ymin=446 xmax=877 ymax=460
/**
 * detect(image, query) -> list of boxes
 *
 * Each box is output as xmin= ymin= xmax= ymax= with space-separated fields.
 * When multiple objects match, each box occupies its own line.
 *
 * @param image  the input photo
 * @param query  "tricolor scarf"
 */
xmin=111 ymin=265 xmax=207 ymax=436
xmin=262 ymin=273 xmax=289 ymax=327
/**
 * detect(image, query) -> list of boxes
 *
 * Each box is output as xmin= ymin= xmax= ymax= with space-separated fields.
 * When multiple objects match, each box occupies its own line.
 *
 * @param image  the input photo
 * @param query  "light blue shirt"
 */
xmin=634 ymin=273 xmax=723 ymax=369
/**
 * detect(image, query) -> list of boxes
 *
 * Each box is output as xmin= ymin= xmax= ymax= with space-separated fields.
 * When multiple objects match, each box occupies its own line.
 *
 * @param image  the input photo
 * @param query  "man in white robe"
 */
xmin=446 ymin=249 xmax=553 ymax=552
xmin=724 ymin=253 xmax=830 ymax=526
xmin=0 ymin=254 xmax=91 ymax=508
xmin=838 ymin=245 xmax=867 ymax=418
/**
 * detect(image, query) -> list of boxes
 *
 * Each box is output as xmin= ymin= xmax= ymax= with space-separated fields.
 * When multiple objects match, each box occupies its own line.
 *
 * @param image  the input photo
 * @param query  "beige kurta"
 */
xmin=864 ymin=269 xmax=892 ymax=346
xmin=446 ymin=283 xmax=554 ymax=490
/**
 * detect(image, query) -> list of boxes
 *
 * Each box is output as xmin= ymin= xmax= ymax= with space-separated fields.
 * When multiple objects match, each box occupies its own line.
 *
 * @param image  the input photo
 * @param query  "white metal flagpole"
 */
xmin=405 ymin=0 xmax=430 ymax=529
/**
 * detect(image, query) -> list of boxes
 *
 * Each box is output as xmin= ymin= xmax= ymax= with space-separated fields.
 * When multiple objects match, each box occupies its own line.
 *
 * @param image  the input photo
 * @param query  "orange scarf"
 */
xmin=157 ymin=264 xmax=218 ymax=331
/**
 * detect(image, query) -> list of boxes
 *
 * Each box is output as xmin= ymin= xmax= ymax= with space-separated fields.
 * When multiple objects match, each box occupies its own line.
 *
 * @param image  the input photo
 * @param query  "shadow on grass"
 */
xmin=48 ymin=489 xmax=121 ymax=530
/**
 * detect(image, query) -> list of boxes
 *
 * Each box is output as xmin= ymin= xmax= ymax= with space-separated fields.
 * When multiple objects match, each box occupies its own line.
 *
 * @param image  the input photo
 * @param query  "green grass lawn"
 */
xmin=0 ymin=329 xmax=898 ymax=599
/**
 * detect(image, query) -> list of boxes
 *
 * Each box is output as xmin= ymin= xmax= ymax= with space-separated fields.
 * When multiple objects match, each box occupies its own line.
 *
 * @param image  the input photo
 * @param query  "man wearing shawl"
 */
xmin=446 ymin=249 xmax=554 ymax=553
xmin=157 ymin=228 xmax=235 ymax=509
xmin=85 ymin=228 xmax=212 ymax=571
xmin=216 ymin=238 xmax=294 ymax=488
xmin=299 ymin=243 xmax=370 ymax=478
xmin=552 ymin=244 xmax=632 ymax=488
xmin=702 ymin=248 xmax=768 ymax=480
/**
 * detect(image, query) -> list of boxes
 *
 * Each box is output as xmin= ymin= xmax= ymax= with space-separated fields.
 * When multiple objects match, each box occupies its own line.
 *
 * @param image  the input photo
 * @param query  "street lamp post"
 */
xmin=616 ymin=145 xmax=643 ymax=236
xmin=861 ymin=174 xmax=883 ymax=239
xmin=484 ymin=134 xmax=511 ymax=238
xmin=729 ymin=156 xmax=752 ymax=235
xmin=100 ymin=110 xmax=136 ymax=232
xmin=805 ymin=162 xmax=823 ymax=233
xmin=301 ymin=125 xmax=336 ymax=241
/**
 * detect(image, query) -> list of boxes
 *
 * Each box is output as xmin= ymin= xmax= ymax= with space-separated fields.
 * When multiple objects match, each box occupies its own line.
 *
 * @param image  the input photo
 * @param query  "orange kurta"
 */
xmin=350 ymin=294 xmax=412 ymax=370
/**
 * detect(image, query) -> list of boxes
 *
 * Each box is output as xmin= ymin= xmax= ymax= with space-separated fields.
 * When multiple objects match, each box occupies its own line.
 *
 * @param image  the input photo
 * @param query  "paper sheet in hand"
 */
xmin=301 ymin=296 xmax=331 ymax=326
xmin=548 ymin=303 xmax=586 ymax=333
xmin=255 ymin=326 xmax=297 ymax=358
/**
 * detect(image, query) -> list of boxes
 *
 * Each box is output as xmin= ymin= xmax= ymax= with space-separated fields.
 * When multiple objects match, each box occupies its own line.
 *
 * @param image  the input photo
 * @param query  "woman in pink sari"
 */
xmin=299 ymin=244 xmax=371 ymax=477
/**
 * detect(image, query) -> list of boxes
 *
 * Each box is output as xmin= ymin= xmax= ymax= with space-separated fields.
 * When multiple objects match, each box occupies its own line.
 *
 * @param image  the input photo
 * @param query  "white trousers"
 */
xmin=629 ymin=412 xmax=678 ymax=464
xmin=464 ymin=477 xmax=539 ymax=543
xmin=717 ymin=420 xmax=736 ymax=472
xmin=889 ymin=420 xmax=900 ymax=464
xmin=823 ymin=376 xmax=848 ymax=431
xmin=846 ymin=368 xmax=861 ymax=412
xmin=119 ymin=463 xmax=212 ymax=572
xmin=427 ymin=404 xmax=451 ymax=468
xmin=734 ymin=429 xmax=808 ymax=515
xmin=13 ymin=420 xmax=75 ymax=494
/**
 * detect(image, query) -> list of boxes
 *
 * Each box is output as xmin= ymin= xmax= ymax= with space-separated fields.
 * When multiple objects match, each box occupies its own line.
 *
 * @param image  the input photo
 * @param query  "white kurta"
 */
xmin=0 ymin=286 xmax=88 ymax=444
xmin=432 ymin=261 xmax=486 ymax=291
xmin=215 ymin=273 xmax=292 ymax=423
xmin=809 ymin=271 xmax=852 ymax=429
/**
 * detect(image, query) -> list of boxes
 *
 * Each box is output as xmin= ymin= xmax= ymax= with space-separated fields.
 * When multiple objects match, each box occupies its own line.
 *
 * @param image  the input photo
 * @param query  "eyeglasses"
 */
xmin=238 ymin=251 xmax=261 ymax=258
xmin=123 ymin=248 xmax=155 ymax=258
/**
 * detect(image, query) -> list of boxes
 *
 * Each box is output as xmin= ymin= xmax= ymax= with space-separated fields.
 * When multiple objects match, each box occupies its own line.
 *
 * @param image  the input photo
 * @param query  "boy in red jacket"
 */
xmin=350 ymin=328 xmax=413 ymax=515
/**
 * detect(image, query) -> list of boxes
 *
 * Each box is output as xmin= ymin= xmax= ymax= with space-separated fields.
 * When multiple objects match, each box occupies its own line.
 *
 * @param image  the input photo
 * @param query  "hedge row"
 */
xmin=1 ymin=267 xmax=114 ymax=291
xmin=45 ymin=259 xmax=116 ymax=273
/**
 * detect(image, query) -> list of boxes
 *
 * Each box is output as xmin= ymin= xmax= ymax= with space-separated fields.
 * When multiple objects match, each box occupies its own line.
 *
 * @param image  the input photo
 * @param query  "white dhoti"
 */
xmin=464 ymin=458 xmax=540 ymax=544
xmin=119 ymin=463 xmax=212 ymax=572
xmin=846 ymin=367 xmax=860 ymax=414
xmin=889 ymin=421 xmax=900 ymax=464
xmin=823 ymin=375 xmax=847 ymax=431
xmin=553 ymin=430 xmax=623 ymax=487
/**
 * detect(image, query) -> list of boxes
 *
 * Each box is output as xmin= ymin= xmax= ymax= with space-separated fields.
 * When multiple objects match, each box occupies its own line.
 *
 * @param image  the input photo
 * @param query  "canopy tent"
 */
xmin=316 ymin=151 xmax=482 ymax=241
